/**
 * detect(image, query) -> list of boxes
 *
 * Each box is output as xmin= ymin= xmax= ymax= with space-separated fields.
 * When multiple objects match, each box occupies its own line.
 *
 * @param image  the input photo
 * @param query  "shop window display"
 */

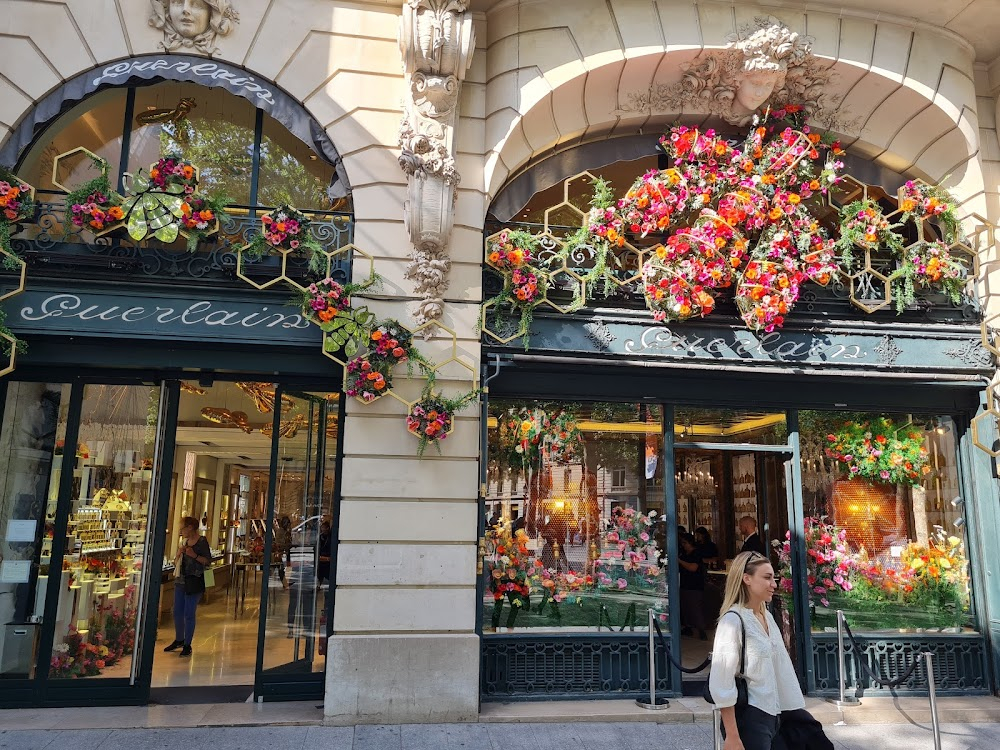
xmin=49 ymin=384 xmax=161 ymax=679
xmin=792 ymin=411 xmax=973 ymax=633
xmin=483 ymin=401 xmax=666 ymax=631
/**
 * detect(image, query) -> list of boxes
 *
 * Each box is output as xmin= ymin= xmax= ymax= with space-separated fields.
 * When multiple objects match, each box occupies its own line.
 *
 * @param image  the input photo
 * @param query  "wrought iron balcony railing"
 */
xmin=10 ymin=192 xmax=354 ymax=289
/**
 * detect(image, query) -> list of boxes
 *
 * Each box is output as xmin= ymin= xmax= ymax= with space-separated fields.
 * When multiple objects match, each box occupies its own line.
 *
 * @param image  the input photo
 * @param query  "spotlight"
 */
xmin=951 ymin=497 xmax=965 ymax=508
xmin=954 ymin=517 xmax=965 ymax=529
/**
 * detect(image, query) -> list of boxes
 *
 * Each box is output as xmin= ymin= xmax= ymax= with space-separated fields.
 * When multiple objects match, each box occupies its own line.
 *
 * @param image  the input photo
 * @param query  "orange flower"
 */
xmin=371 ymin=330 xmax=383 ymax=341
xmin=317 ymin=308 xmax=336 ymax=322
xmin=768 ymin=207 xmax=783 ymax=221
xmin=108 ymin=206 xmax=124 ymax=220
xmin=900 ymin=199 xmax=916 ymax=212
xmin=182 ymin=165 xmax=195 ymax=179
xmin=809 ymin=180 xmax=820 ymax=190
xmin=787 ymin=193 xmax=801 ymax=205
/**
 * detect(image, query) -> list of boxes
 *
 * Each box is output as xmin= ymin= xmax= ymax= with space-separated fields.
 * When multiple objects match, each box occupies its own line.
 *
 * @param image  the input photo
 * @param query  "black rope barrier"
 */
xmin=652 ymin=615 xmax=712 ymax=674
xmin=842 ymin=618 xmax=924 ymax=689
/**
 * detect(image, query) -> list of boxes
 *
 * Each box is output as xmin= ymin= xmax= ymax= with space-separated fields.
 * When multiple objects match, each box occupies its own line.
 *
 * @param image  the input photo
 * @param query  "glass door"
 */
xmin=45 ymin=384 xmax=164 ymax=684
xmin=256 ymin=390 xmax=338 ymax=699
xmin=0 ymin=383 xmax=71 ymax=698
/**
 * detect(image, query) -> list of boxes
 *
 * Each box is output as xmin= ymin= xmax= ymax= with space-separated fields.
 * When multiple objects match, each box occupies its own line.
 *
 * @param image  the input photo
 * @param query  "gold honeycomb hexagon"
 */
xmin=845 ymin=258 xmax=898 ymax=314
xmin=827 ymin=173 xmax=869 ymax=211
xmin=479 ymin=299 xmax=530 ymax=345
xmin=236 ymin=246 xmax=308 ymax=291
xmin=322 ymin=242 xmax=376 ymax=283
xmin=341 ymin=352 xmax=394 ymax=406
xmin=51 ymin=146 xmax=106 ymax=193
xmin=980 ymin=310 xmax=1000 ymax=359
xmin=972 ymin=406 xmax=1000 ymax=457
xmin=0 ymin=248 xmax=27 ymax=303
xmin=543 ymin=200 xmax=588 ymax=238
xmin=541 ymin=259 xmax=587 ymax=314
xmin=605 ymin=240 xmax=646 ymax=288
xmin=0 ymin=332 xmax=17 ymax=378
xmin=955 ymin=211 xmax=998 ymax=265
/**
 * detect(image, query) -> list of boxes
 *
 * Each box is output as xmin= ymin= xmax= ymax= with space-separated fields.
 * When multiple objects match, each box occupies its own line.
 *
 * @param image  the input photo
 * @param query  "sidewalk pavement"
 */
xmin=2 ymin=696 xmax=999 ymax=749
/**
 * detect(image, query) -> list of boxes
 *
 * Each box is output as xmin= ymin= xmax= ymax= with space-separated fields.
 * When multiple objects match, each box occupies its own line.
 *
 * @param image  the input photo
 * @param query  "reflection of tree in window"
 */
xmin=158 ymin=121 xmax=253 ymax=204
xmin=257 ymin=132 xmax=332 ymax=210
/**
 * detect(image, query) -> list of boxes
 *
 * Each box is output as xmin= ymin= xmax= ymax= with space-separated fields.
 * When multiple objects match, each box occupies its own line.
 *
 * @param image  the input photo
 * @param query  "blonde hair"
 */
xmin=719 ymin=551 xmax=771 ymax=619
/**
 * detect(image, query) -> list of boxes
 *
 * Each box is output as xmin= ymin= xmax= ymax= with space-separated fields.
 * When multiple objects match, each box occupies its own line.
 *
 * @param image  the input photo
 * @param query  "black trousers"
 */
xmin=721 ymin=706 xmax=782 ymax=750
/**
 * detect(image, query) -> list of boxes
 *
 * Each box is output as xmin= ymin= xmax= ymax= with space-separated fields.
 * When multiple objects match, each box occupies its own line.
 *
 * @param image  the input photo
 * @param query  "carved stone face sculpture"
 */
xmin=736 ymin=68 xmax=780 ymax=112
xmin=149 ymin=0 xmax=239 ymax=56
xmin=170 ymin=0 xmax=211 ymax=39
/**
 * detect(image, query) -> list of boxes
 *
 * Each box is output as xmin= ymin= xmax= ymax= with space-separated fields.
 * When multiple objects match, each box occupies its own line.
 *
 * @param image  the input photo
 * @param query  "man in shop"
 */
xmin=738 ymin=515 xmax=767 ymax=556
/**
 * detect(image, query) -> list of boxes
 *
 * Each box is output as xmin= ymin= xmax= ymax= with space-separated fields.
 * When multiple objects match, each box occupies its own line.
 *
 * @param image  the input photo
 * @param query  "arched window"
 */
xmin=17 ymin=81 xmax=346 ymax=212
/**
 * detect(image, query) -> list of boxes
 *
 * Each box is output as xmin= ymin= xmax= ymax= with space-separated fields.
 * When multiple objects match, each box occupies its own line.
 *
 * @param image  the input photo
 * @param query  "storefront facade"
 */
xmin=1 ymin=0 xmax=1000 ymax=724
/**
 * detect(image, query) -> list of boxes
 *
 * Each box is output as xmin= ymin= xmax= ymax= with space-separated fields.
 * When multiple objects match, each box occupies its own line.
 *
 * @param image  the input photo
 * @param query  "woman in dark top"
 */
xmin=678 ymin=533 xmax=708 ymax=640
xmin=163 ymin=515 xmax=211 ymax=657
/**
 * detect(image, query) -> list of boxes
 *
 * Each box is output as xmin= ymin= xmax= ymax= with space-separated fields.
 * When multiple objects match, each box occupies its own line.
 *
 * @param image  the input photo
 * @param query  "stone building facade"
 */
xmin=1 ymin=0 xmax=1000 ymax=725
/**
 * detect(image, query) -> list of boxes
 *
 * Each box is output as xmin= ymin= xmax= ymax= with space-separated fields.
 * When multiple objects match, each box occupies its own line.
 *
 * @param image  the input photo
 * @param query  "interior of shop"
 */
xmin=18 ymin=381 xmax=336 ymax=692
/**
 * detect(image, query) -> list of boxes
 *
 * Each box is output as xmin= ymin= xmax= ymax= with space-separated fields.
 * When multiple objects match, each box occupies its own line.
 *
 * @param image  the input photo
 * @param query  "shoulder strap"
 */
xmin=727 ymin=611 xmax=746 ymax=676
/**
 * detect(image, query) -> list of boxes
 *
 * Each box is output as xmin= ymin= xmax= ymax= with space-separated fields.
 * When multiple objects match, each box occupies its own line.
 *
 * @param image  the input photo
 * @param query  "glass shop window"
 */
xmin=483 ymin=400 xmax=666 ymax=632
xmin=795 ymin=411 xmax=973 ymax=633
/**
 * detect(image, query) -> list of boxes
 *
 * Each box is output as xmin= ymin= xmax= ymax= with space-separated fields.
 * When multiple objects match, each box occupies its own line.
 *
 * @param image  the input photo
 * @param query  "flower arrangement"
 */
xmin=595 ymin=507 xmax=661 ymax=589
xmin=487 ymin=524 xmax=535 ymax=628
xmin=894 ymin=240 xmax=968 ymax=312
xmin=899 ymin=180 xmax=961 ymax=242
xmin=773 ymin=518 xmax=853 ymax=608
xmin=59 ymin=153 xmax=123 ymax=238
xmin=406 ymin=375 xmax=479 ymax=456
xmin=825 ymin=416 xmax=930 ymax=486
xmin=344 ymin=319 xmax=424 ymax=403
xmin=178 ymin=194 xmax=229 ymax=251
xmin=493 ymin=406 xmax=586 ymax=469
xmin=49 ymin=586 xmax=136 ymax=678
xmin=0 ymin=165 xmax=35 ymax=265
xmin=835 ymin=198 xmax=904 ymax=265
xmin=481 ymin=228 xmax=548 ymax=348
xmin=243 ymin=204 xmax=325 ymax=272
xmin=149 ymin=154 xmax=198 ymax=194
xmin=590 ymin=107 xmax=843 ymax=329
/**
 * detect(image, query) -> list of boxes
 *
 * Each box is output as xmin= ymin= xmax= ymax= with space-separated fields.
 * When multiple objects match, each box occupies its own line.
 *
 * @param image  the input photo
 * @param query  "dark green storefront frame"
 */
xmin=478 ymin=335 xmax=999 ymax=701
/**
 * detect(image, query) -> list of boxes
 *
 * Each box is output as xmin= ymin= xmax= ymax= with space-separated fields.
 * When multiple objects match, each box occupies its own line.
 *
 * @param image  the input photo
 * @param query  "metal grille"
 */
xmin=481 ymin=635 xmax=673 ymax=701
xmin=14 ymin=200 xmax=353 ymax=287
xmin=811 ymin=634 xmax=989 ymax=696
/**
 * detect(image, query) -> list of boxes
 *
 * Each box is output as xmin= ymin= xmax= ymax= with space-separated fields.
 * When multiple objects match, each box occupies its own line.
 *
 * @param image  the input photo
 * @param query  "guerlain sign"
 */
xmin=9 ymin=289 xmax=318 ymax=347
xmin=92 ymin=59 xmax=275 ymax=105
xmin=518 ymin=316 xmax=991 ymax=375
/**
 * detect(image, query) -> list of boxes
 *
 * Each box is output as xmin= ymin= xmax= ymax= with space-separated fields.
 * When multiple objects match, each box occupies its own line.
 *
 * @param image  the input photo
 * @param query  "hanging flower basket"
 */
xmin=406 ymin=377 xmax=479 ymax=457
xmin=735 ymin=258 xmax=805 ymax=332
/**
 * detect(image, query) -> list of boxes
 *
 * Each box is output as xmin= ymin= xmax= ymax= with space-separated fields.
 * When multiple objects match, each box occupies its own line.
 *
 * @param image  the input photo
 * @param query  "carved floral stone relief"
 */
xmin=398 ymin=0 xmax=476 ymax=325
xmin=619 ymin=16 xmax=845 ymax=127
xmin=149 ymin=0 xmax=240 ymax=56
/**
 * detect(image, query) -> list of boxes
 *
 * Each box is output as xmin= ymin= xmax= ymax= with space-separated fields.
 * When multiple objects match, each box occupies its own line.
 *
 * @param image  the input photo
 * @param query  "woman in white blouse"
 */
xmin=709 ymin=551 xmax=805 ymax=750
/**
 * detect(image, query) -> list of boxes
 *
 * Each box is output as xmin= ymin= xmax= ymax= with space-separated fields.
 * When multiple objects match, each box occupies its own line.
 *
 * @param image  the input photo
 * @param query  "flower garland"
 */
xmin=899 ymin=180 xmax=961 ymax=243
xmin=406 ymin=374 xmax=479 ymax=456
xmin=0 ymin=166 xmax=35 ymax=265
xmin=895 ymin=240 xmax=968 ymax=311
xmin=243 ymin=204 xmax=325 ymax=273
xmin=481 ymin=228 xmax=548 ymax=348
xmin=149 ymin=154 xmax=198 ymax=194
xmin=297 ymin=269 xmax=382 ymax=357
xmin=825 ymin=416 xmax=930 ymax=486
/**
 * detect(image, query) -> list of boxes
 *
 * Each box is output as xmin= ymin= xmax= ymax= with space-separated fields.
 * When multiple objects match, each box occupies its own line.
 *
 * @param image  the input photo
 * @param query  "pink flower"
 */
xmin=616 ymin=578 xmax=628 ymax=590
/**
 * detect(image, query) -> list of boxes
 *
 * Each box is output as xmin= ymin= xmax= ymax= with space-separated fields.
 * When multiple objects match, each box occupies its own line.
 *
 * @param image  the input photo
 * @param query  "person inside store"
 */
xmin=163 ymin=515 xmax=211 ymax=658
xmin=695 ymin=526 xmax=721 ymax=569
xmin=709 ymin=551 xmax=810 ymax=750
xmin=678 ymin=533 xmax=708 ymax=640
xmin=739 ymin=516 xmax=767 ymax=556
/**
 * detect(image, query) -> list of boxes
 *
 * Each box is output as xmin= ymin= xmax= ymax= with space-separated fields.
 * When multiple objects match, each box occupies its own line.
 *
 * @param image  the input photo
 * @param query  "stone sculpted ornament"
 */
xmin=149 ymin=0 xmax=240 ymax=56
xmin=398 ymin=0 xmax=475 ymax=325
xmin=620 ymin=16 xmax=841 ymax=126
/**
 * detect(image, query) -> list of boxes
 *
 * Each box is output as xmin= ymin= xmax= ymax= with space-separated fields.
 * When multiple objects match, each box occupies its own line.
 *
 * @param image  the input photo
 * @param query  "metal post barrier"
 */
xmin=635 ymin=608 xmax=670 ymax=709
xmin=713 ymin=708 xmax=723 ymax=750
xmin=825 ymin=610 xmax=861 ymax=707
xmin=925 ymin=652 xmax=942 ymax=750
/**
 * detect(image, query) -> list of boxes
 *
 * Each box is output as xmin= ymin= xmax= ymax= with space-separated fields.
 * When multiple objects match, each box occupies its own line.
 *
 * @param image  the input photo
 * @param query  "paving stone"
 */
xmin=614 ymin=721 xmax=714 ymax=750
xmin=484 ymin=722 xmax=585 ymax=750
xmin=93 ymin=727 xmax=308 ymax=750
xmin=353 ymin=724 xmax=401 ymax=750
xmin=303 ymin=726 xmax=354 ymax=749
xmin=400 ymin=723 xmax=493 ymax=749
